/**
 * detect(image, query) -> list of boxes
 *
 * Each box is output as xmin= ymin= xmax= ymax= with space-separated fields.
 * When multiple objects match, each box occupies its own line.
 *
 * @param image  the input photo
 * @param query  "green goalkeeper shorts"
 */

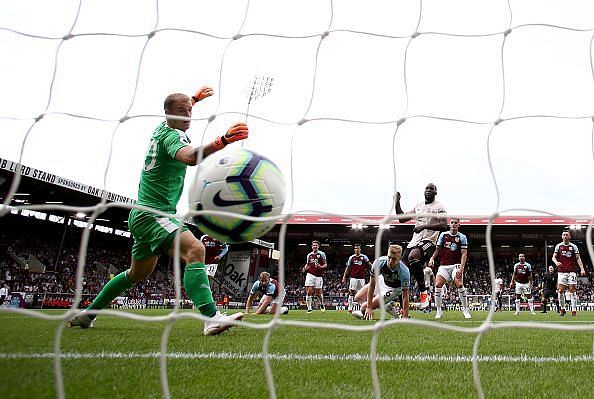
xmin=128 ymin=209 xmax=189 ymax=260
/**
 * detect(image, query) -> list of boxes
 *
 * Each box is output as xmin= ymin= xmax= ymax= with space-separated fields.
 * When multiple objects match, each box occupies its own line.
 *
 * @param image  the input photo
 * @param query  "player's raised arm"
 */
xmin=176 ymin=122 xmax=249 ymax=166
xmin=191 ymin=86 xmax=214 ymax=105
xmin=394 ymin=192 xmax=413 ymax=223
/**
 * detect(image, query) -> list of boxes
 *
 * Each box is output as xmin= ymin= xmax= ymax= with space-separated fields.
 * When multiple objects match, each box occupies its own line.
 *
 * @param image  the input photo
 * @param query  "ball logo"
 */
xmin=218 ymin=157 xmax=229 ymax=165
xmin=212 ymin=190 xmax=264 ymax=207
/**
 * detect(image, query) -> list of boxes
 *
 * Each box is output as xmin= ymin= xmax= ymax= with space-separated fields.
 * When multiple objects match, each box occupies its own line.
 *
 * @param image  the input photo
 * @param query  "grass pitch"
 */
xmin=0 ymin=309 xmax=593 ymax=398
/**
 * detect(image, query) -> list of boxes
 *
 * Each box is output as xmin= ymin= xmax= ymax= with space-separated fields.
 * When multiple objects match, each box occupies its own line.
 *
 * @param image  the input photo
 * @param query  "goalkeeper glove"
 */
xmin=213 ymin=122 xmax=249 ymax=150
xmin=191 ymin=86 xmax=214 ymax=105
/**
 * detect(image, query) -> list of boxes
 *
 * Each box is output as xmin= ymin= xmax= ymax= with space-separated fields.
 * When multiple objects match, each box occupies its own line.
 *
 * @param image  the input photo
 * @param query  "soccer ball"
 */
xmin=189 ymin=148 xmax=285 ymax=243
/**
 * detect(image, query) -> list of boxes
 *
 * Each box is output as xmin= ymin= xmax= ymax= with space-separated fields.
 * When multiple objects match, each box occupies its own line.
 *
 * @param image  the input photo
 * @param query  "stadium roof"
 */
xmin=0 ymin=158 xmax=132 ymax=230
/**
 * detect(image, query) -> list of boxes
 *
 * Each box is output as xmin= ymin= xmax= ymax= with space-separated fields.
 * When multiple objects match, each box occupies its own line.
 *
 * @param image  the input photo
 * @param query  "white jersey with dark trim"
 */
xmin=407 ymin=200 xmax=446 ymax=248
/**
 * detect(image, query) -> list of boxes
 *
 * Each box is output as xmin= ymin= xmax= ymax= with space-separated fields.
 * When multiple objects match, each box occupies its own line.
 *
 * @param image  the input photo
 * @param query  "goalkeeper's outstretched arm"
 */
xmin=175 ymin=122 xmax=249 ymax=166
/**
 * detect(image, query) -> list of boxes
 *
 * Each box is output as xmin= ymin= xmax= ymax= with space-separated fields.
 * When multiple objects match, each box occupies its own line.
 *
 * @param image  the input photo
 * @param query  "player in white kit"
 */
xmin=395 ymin=183 xmax=447 ymax=310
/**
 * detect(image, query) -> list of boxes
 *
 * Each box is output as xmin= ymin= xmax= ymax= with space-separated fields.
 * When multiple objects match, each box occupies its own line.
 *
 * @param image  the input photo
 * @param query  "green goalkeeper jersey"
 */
xmin=136 ymin=121 xmax=191 ymax=213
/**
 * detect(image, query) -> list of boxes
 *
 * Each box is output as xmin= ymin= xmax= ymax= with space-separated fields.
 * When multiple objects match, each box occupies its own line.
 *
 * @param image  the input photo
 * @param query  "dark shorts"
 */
xmin=403 ymin=240 xmax=436 ymax=264
xmin=543 ymin=290 xmax=556 ymax=299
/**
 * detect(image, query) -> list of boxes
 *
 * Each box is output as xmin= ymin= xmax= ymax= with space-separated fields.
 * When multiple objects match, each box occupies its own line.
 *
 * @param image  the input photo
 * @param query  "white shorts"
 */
xmin=272 ymin=289 xmax=286 ymax=306
xmin=558 ymin=272 xmax=577 ymax=287
xmin=437 ymin=264 xmax=461 ymax=283
xmin=205 ymin=263 xmax=218 ymax=277
xmin=515 ymin=282 xmax=531 ymax=295
xmin=349 ymin=277 xmax=366 ymax=292
xmin=374 ymin=275 xmax=402 ymax=304
xmin=305 ymin=273 xmax=323 ymax=289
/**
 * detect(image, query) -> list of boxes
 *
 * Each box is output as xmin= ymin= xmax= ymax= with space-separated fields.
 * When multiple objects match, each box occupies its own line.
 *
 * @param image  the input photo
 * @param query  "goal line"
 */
xmin=1 ymin=351 xmax=593 ymax=364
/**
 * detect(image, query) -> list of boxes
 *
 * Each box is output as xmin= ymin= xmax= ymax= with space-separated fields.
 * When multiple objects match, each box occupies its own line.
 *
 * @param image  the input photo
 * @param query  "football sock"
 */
xmin=87 ymin=270 xmax=134 ymax=316
xmin=558 ymin=292 xmax=566 ymax=311
xmin=183 ymin=263 xmax=216 ymax=317
xmin=348 ymin=295 xmax=354 ymax=311
xmin=408 ymin=258 xmax=426 ymax=292
xmin=515 ymin=299 xmax=520 ymax=313
xmin=457 ymin=287 xmax=468 ymax=310
xmin=319 ymin=294 xmax=325 ymax=309
xmin=306 ymin=295 xmax=312 ymax=310
xmin=528 ymin=298 xmax=534 ymax=312
xmin=570 ymin=292 xmax=577 ymax=311
xmin=434 ymin=288 xmax=442 ymax=311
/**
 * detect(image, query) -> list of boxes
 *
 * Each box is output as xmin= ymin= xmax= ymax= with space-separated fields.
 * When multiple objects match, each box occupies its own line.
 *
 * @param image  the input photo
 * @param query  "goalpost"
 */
xmin=1 ymin=2 xmax=594 ymax=399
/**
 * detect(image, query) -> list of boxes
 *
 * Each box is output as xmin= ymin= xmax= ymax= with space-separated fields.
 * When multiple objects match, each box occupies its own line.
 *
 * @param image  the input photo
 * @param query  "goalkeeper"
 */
xmin=68 ymin=87 xmax=248 ymax=336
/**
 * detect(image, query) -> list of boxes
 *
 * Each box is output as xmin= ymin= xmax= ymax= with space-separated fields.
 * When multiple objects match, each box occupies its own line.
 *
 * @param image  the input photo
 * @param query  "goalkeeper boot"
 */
xmin=462 ymin=309 xmax=472 ymax=319
xmin=203 ymin=311 xmax=243 ymax=336
xmin=559 ymin=309 xmax=566 ymax=317
xmin=435 ymin=309 xmax=443 ymax=319
xmin=67 ymin=311 xmax=94 ymax=329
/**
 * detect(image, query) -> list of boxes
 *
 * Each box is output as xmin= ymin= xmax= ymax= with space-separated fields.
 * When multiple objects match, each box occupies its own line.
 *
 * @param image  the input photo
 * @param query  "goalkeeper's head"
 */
xmin=164 ymin=93 xmax=192 ymax=132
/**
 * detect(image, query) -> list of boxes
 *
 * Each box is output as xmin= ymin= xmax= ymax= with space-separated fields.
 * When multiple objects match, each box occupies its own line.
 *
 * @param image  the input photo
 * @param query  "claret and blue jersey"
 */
xmin=369 ymin=256 xmax=410 ymax=290
xmin=250 ymin=279 xmax=281 ymax=298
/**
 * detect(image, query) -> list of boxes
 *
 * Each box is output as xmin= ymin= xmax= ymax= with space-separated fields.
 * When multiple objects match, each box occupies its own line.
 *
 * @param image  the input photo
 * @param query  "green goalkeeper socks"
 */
xmin=184 ymin=262 xmax=217 ymax=317
xmin=87 ymin=271 xmax=134 ymax=311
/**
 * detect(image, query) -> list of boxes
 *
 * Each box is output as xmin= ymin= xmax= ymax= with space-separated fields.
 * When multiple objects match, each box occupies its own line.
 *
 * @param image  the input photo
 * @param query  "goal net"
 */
xmin=1 ymin=1 xmax=593 ymax=398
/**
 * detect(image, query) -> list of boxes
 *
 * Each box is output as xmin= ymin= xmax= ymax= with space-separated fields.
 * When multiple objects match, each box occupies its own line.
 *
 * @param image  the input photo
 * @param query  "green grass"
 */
xmin=0 ymin=309 xmax=593 ymax=398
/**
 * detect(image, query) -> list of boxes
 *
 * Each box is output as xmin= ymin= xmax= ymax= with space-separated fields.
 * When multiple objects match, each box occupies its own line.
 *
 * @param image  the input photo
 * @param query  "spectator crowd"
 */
xmin=1 ymin=230 xmax=593 ymax=309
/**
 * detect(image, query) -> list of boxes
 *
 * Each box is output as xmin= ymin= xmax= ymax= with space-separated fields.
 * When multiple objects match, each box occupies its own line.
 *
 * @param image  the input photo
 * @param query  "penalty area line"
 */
xmin=0 ymin=352 xmax=593 ymax=363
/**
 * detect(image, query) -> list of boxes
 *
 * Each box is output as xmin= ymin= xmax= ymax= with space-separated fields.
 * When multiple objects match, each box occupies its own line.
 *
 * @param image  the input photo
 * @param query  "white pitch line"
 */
xmin=0 ymin=352 xmax=592 ymax=363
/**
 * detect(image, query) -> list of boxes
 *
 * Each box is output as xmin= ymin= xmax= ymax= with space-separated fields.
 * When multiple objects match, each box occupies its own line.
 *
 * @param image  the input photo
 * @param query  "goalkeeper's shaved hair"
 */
xmin=164 ymin=93 xmax=190 ymax=112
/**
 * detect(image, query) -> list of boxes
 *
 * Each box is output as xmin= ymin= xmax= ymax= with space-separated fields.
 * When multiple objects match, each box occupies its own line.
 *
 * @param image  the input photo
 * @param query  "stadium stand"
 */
xmin=1 ymin=209 xmax=592 ymax=311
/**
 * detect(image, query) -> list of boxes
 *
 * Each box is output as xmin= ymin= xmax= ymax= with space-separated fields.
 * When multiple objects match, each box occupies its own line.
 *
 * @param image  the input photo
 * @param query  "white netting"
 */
xmin=1 ymin=1 xmax=594 ymax=398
